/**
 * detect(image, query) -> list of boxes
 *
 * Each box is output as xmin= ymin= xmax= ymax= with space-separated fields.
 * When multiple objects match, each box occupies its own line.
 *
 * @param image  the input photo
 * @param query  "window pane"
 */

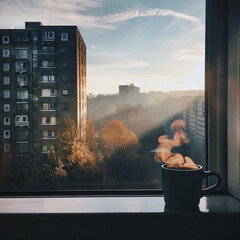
xmin=16 ymin=49 xmax=28 ymax=59
xmin=0 ymin=0 xmax=205 ymax=191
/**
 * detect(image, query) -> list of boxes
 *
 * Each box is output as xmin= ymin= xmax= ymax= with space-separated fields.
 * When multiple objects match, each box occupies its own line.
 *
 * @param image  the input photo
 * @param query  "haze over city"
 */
xmin=0 ymin=0 xmax=205 ymax=94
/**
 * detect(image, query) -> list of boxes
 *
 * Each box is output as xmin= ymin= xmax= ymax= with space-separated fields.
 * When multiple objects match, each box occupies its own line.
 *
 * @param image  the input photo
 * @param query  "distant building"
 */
xmin=119 ymin=84 xmax=140 ymax=104
xmin=183 ymin=96 xmax=205 ymax=147
xmin=0 ymin=22 xmax=87 ymax=157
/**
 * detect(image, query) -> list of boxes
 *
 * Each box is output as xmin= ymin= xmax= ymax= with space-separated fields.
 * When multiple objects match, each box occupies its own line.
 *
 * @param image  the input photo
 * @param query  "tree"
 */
xmin=86 ymin=116 xmax=98 ymax=152
xmin=44 ymin=115 xmax=107 ymax=184
xmin=100 ymin=119 xmax=139 ymax=156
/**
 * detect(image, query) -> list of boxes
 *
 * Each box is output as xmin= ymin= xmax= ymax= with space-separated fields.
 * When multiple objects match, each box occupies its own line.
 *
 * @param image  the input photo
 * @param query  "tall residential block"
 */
xmin=0 ymin=22 xmax=87 ymax=158
xmin=119 ymin=84 xmax=140 ymax=104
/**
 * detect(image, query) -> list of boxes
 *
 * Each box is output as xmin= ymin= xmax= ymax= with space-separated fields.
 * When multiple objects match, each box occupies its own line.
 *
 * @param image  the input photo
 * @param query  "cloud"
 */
xmin=0 ymin=0 xmax=112 ymax=29
xmin=171 ymin=43 xmax=205 ymax=60
xmin=0 ymin=1 xmax=203 ymax=30
xmin=96 ymin=8 xmax=202 ymax=27
xmin=90 ymin=45 xmax=102 ymax=50
xmin=89 ymin=57 xmax=151 ymax=69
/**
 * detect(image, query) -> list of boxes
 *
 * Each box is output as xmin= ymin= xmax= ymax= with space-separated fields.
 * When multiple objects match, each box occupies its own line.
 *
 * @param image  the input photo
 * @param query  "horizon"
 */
xmin=0 ymin=0 xmax=206 ymax=94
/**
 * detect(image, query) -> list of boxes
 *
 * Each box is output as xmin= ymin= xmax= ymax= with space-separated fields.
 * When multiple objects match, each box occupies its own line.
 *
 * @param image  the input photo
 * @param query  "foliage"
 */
xmin=43 ymin=116 xmax=106 ymax=185
xmin=100 ymin=119 xmax=139 ymax=156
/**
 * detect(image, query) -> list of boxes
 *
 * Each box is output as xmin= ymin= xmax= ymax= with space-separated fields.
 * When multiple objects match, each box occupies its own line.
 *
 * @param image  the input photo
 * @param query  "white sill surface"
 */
xmin=0 ymin=195 xmax=239 ymax=214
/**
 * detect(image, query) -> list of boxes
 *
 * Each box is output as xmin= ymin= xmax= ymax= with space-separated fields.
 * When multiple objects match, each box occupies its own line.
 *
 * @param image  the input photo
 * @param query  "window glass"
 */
xmin=3 ymin=76 xmax=10 ymax=85
xmin=16 ymin=49 xmax=28 ymax=59
xmin=3 ymin=90 xmax=10 ymax=98
xmin=61 ymin=33 xmax=68 ymax=41
xmin=17 ymin=75 xmax=27 ymax=87
xmin=0 ymin=0 xmax=206 ymax=192
xmin=15 ymin=61 xmax=28 ymax=72
xmin=4 ymin=104 xmax=10 ymax=112
xmin=4 ymin=130 xmax=10 ymax=138
xmin=3 ymin=63 xmax=10 ymax=71
xmin=62 ymin=89 xmax=69 ymax=95
xmin=4 ymin=117 xmax=10 ymax=125
xmin=3 ymin=49 xmax=9 ymax=57
xmin=17 ymin=89 xmax=28 ymax=99
xmin=2 ymin=36 xmax=9 ymax=44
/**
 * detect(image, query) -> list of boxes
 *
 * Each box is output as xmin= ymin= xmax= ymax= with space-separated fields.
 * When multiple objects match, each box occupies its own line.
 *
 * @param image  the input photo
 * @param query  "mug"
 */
xmin=161 ymin=164 xmax=221 ymax=211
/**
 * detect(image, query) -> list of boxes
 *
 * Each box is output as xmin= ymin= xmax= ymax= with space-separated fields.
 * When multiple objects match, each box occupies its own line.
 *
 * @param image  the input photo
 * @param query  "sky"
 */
xmin=0 ymin=0 xmax=205 ymax=94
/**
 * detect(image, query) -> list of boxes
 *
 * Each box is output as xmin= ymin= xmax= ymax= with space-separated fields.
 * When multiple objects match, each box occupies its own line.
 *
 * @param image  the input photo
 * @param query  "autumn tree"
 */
xmin=100 ymin=119 xmax=139 ymax=156
xmin=44 ymin=115 xmax=107 ymax=185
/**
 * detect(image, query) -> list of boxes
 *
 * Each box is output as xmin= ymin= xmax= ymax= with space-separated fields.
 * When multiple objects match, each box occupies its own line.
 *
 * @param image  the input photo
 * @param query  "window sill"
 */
xmin=0 ymin=194 xmax=239 ymax=239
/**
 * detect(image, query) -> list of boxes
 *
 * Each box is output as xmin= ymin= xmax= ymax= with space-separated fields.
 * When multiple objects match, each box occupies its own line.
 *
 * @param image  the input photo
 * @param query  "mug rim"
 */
xmin=161 ymin=163 xmax=202 ymax=171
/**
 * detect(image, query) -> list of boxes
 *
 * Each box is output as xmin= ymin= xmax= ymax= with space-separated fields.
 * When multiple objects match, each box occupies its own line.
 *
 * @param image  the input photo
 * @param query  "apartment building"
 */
xmin=183 ymin=96 xmax=205 ymax=147
xmin=119 ymin=83 xmax=140 ymax=104
xmin=0 ymin=22 xmax=87 ymax=158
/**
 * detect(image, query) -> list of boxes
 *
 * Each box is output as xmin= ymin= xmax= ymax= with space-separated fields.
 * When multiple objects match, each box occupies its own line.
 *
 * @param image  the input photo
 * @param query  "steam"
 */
xmin=154 ymin=119 xmax=198 ymax=169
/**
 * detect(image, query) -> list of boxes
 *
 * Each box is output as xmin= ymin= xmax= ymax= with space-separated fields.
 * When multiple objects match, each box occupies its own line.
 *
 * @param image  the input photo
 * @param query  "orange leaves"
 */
xmin=100 ymin=119 xmax=139 ymax=155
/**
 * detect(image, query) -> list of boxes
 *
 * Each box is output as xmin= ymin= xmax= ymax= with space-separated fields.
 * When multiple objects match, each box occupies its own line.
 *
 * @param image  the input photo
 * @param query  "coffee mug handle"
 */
xmin=202 ymin=171 xmax=222 ymax=196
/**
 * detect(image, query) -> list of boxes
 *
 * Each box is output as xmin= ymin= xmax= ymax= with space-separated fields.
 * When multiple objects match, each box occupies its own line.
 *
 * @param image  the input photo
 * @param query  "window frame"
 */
xmin=2 ymin=35 xmax=9 ymax=44
xmin=3 ymin=76 xmax=10 ymax=85
xmin=4 ymin=103 xmax=10 ymax=112
xmin=3 ymin=90 xmax=10 ymax=98
xmin=3 ymin=63 xmax=10 ymax=71
xmin=0 ymin=0 xmax=237 ymax=199
xmin=3 ymin=49 xmax=9 ymax=57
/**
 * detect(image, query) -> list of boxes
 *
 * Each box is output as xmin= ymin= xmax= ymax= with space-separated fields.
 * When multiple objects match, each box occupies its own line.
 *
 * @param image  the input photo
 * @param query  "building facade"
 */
xmin=119 ymin=84 xmax=140 ymax=104
xmin=183 ymin=96 xmax=205 ymax=148
xmin=0 ymin=22 xmax=87 ymax=158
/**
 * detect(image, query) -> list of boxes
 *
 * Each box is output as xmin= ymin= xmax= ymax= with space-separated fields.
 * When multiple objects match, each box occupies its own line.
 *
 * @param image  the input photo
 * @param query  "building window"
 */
xmin=14 ymin=36 xmax=20 ymax=41
xmin=17 ymin=75 xmax=27 ymax=87
xmin=21 ymin=35 xmax=29 ymax=41
xmin=4 ymin=117 xmax=10 ymax=125
xmin=4 ymin=130 xmax=10 ymax=139
xmin=41 ymin=102 xmax=56 ymax=110
xmin=62 ymin=76 xmax=68 ymax=82
xmin=42 ymin=145 xmax=55 ymax=153
xmin=42 ymin=61 xmax=55 ymax=68
xmin=62 ymin=62 xmax=68 ymax=67
xmin=3 ymin=90 xmax=10 ymax=98
xmin=16 ymin=143 xmax=29 ymax=153
xmin=15 ymin=115 xmax=29 ymax=127
xmin=42 ymin=75 xmax=55 ymax=83
xmin=17 ymin=90 xmax=28 ymax=99
xmin=42 ymin=46 xmax=54 ymax=53
xmin=16 ymin=49 xmax=28 ymax=59
xmin=3 ymin=76 xmax=10 ymax=85
xmin=17 ymin=129 xmax=29 ymax=141
xmin=17 ymin=102 xmax=28 ymax=112
xmin=62 ymin=89 xmax=69 ymax=96
xmin=41 ymin=116 xmax=56 ymax=125
xmin=33 ymin=45 xmax=38 ymax=54
xmin=42 ymin=130 xmax=55 ymax=139
xmin=61 ymin=33 xmax=68 ymax=41
xmin=3 ymin=49 xmax=9 ymax=57
xmin=15 ymin=61 xmax=28 ymax=72
xmin=4 ymin=144 xmax=10 ymax=152
xmin=61 ymin=48 xmax=68 ymax=53
xmin=42 ymin=145 xmax=48 ymax=153
xmin=62 ymin=103 xmax=69 ymax=110
xmin=32 ymin=32 xmax=38 ymax=41
xmin=2 ymin=36 xmax=9 ymax=44
xmin=4 ymin=104 xmax=10 ymax=112
xmin=3 ymin=63 xmax=10 ymax=71
xmin=41 ymin=89 xmax=57 ymax=97
xmin=43 ymin=31 xmax=55 ymax=41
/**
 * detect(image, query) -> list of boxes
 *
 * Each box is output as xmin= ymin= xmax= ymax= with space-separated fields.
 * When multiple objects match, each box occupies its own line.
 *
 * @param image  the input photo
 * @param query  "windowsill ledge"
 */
xmin=0 ymin=194 xmax=239 ymax=239
xmin=0 ymin=194 xmax=239 ymax=214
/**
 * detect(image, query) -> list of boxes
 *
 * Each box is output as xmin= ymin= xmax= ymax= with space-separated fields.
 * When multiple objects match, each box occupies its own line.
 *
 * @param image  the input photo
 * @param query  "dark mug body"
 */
xmin=161 ymin=164 xmax=221 ymax=211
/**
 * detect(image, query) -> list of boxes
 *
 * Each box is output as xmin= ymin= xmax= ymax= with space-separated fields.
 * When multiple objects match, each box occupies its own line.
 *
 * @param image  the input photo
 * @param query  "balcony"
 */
xmin=15 ymin=121 xmax=29 ymax=127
